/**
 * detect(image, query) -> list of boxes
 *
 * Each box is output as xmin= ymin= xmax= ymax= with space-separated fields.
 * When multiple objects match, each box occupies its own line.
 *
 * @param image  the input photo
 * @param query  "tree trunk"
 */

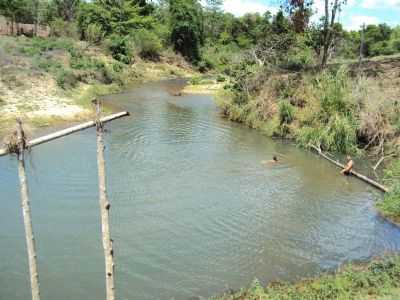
xmin=16 ymin=119 xmax=41 ymax=300
xmin=95 ymin=101 xmax=116 ymax=300
xmin=320 ymin=0 xmax=330 ymax=69
xmin=34 ymin=0 xmax=39 ymax=36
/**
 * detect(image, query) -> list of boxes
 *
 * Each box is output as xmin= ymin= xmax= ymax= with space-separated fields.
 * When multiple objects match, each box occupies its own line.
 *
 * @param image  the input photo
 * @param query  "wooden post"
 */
xmin=358 ymin=23 xmax=365 ymax=74
xmin=16 ymin=119 xmax=41 ymax=300
xmin=95 ymin=100 xmax=116 ymax=300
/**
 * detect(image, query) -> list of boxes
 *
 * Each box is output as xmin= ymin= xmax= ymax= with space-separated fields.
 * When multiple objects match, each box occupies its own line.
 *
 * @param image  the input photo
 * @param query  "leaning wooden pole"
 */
xmin=310 ymin=145 xmax=389 ymax=193
xmin=0 ymin=111 xmax=129 ymax=157
xmin=16 ymin=119 xmax=41 ymax=300
xmin=95 ymin=100 xmax=116 ymax=300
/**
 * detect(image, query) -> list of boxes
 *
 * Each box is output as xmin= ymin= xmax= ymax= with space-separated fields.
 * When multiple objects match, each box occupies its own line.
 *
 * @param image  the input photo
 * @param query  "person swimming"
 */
xmin=262 ymin=155 xmax=279 ymax=165
xmin=340 ymin=155 xmax=354 ymax=175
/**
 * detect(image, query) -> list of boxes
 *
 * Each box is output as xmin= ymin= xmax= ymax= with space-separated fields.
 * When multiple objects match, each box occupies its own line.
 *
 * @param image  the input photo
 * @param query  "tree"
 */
xmin=77 ymin=0 xmax=155 ymax=39
xmin=0 ymin=0 xmax=34 ymax=34
xmin=320 ymin=0 xmax=346 ymax=68
xmin=282 ymin=0 xmax=313 ymax=33
xmin=271 ymin=10 xmax=290 ymax=34
xmin=169 ymin=0 xmax=202 ymax=61
xmin=48 ymin=0 xmax=81 ymax=21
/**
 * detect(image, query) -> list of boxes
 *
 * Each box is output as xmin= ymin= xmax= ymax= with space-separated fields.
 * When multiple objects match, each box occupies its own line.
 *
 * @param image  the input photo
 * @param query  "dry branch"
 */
xmin=0 ymin=112 xmax=129 ymax=157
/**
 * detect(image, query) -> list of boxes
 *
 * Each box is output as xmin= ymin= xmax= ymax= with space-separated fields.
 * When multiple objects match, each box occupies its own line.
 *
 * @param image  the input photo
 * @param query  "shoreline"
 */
xmin=0 ymin=70 xmax=198 ymax=143
xmin=212 ymin=254 xmax=400 ymax=300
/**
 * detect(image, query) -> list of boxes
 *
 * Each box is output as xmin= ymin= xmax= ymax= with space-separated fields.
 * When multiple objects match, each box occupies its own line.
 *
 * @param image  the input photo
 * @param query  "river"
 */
xmin=1 ymin=79 xmax=400 ymax=300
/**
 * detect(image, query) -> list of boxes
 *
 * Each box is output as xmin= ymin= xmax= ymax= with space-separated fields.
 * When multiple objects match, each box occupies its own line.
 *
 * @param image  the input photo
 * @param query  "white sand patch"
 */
xmin=0 ymin=73 xmax=89 ymax=120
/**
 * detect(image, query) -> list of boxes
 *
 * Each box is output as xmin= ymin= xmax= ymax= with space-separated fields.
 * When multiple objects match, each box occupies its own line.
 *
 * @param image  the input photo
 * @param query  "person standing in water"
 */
xmin=341 ymin=155 xmax=354 ymax=175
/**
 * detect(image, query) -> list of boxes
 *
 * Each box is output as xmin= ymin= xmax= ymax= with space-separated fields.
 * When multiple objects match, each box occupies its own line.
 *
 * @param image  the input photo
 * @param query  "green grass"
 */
xmin=212 ymin=256 xmax=400 ymax=300
xmin=376 ymin=160 xmax=400 ymax=223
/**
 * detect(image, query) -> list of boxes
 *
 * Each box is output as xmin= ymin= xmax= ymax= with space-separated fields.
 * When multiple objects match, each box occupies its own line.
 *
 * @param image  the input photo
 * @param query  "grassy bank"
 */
xmin=0 ymin=36 xmax=196 ymax=137
xmin=217 ymin=58 xmax=400 ymax=222
xmin=213 ymin=256 xmax=400 ymax=300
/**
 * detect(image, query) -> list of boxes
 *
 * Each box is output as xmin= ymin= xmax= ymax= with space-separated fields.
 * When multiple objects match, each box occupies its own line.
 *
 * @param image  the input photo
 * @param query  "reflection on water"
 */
xmin=1 ymin=80 xmax=400 ymax=300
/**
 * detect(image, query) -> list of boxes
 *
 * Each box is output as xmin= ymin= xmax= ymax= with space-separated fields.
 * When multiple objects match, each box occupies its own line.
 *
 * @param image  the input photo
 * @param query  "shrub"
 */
xmin=296 ymin=115 xmax=358 ymax=153
xmin=56 ymin=69 xmax=78 ymax=89
xmin=50 ymin=19 xmax=79 ymax=39
xmin=189 ymin=76 xmax=202 ymax=85
xmin=316 ymin=67 xmax=354 ymax=118
xmin=19 ymin=37 xmax=75 ymax=57
xmin=105 ymin=35 xmax=134 ymax=64
xmin=216 ymin=75 xmax=226 ymax=83
xmin=278 ymin=100 xmax=295 ymax=124
xmin=132 ymin=29 xmax=162 ymax=60
xmin=86 ymin=24 xmax=105 ymax=44
xmin=284 ymin=46 xmax=314 ymax=71
xmin=377 ymin=186 xmax=400 ymax=220
xmin=384 ymin=159 xmax=400 ymax=187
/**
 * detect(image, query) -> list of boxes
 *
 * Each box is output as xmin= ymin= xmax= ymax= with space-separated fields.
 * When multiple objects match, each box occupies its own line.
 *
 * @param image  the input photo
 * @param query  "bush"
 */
xmin=216 ymin=75 xmax=226 ymax=82
xmin=278 ymin=100 xmax=295 ymax=124
xmin=50 ymin=19 xmax=79 ymax=39
xmin=56 ymin=69 xmax=78 ymax=89
xmin=284 ymin=46 xmax=314 ymax=71
xmin=384 ymin=159 xmax=400 ymax=187
xmin=19 ymin=37 xmax=75 ymax=57
xmin=189 ymin=76 xmax=202 ymax=85
xmin=86 ymin=24 xmax=105 ymax=44
xmin=296 ymin=115 xmax=358 ymax=153
xmin=317 ymin=67 xmax=354 ymax=118
xmin=105 ymin=35 xmax=134 ymax=64
xmin=132 ymin=29 xmax=162 ymax=60
xmin=377 ymin=186 xmax=400 ymax=220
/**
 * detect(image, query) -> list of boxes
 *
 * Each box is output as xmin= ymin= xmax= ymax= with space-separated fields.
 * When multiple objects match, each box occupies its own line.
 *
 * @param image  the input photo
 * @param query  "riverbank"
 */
xmin=217 ymin=57 xmax=400 ymax=223
xmin=213 ymin=255 xmax=400 ymax=300
xmin=0 ymin=36 xmax=197 ymax=138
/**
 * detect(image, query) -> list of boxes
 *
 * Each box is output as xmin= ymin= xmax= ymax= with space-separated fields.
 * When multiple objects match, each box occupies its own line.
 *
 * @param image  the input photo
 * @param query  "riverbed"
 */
xmin=1 ymin=79 xmax=400 ymax=300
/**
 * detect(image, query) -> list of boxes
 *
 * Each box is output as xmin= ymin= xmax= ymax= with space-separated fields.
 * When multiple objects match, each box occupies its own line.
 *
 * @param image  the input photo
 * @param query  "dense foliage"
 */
xmin=1 ymin=0 xmax=399 ymax=69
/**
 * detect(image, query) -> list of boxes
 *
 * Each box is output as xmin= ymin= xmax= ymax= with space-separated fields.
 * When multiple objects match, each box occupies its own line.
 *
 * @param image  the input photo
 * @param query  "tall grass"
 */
xmin=213 ymin=256 xmax=400 ymax=300
xmin=377 ymin=159 xmax=400 ymax=222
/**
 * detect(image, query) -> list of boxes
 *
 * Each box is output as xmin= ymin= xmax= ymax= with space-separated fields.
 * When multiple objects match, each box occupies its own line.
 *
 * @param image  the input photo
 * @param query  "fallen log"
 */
xmin=0 ymin=111 xmax=130 ymax=157
xmin=310 ymin=145 xmax=389 ymax=193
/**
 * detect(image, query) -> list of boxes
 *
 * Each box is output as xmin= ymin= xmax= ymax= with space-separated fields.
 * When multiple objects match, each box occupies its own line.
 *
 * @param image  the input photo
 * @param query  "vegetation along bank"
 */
xmin=1 ymin=0 xmax=400 ymax=298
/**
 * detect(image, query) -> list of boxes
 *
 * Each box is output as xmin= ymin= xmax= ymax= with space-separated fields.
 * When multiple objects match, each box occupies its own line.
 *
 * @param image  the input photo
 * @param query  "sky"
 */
xmin=222 ymin=0 xmax=400 ymax=30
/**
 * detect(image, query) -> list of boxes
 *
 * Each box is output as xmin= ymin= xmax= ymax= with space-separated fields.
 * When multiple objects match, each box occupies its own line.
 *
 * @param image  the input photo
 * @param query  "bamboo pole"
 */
xmin=16 ymin=119 xmax=41 ymax=300
xmin=95 ymin=101 xmax=116 ymax=300
xmin=0 ymin=112 xmax=129 ymax=157
xmin=310 ymin=145 xmax=389 ymax=193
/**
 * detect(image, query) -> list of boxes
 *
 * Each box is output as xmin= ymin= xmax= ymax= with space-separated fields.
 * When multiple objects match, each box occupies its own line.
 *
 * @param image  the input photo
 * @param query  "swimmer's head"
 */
xmin=273 ymin=155 xmax=278 ymax=162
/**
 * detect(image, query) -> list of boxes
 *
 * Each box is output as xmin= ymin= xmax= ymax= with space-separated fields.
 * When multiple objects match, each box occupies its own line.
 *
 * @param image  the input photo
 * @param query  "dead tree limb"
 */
xmin=310 ymin=145 xmax=389 ymax=193
xmin=95 ymin=100 xmax=116 ymax=300
xmin=16 ymin=119 xmax=41 ymax=300
xmin=373 ymin=154 xmax=397 ymax=171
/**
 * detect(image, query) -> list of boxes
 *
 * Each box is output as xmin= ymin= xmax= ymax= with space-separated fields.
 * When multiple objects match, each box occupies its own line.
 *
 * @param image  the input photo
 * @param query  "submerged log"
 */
xmin=0 ymin=111 xmax=130 ymax=157
xmin=16 ymin=119 xmax=41 ymax=300
xmin=310 ymin=145 xmax=389 ymax=193
xmin=95 ymin=101 xmax=116 ymax=300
